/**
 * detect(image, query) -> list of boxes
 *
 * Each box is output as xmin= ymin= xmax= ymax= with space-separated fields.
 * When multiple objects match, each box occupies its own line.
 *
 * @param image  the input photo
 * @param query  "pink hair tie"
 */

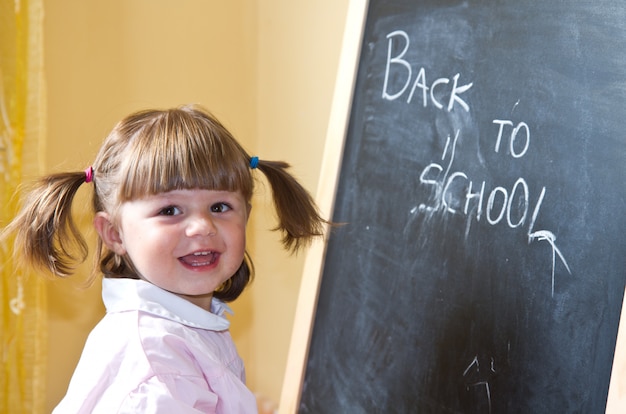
xmin=84 ymin=166 xmax=94 ymax=183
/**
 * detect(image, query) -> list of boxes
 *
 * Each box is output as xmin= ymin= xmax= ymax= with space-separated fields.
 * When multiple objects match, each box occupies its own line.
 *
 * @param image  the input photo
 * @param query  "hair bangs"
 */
xmin=117 ymin=107 xmax=253 ymax=202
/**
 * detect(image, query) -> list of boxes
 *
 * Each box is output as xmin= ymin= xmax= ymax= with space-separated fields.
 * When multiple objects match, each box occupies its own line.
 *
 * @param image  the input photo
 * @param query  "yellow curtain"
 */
xmin=0 ymin=0 xmax=47 ymax=413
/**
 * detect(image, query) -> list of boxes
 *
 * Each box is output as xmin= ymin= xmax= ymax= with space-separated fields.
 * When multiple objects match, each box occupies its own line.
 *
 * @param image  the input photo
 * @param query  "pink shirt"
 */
xmin=52 ymin=278 xmax=258 ymax=413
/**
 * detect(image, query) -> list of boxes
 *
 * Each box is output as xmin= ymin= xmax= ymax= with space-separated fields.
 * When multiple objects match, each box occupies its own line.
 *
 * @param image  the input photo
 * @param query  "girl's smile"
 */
xmin=179 ymin=250 xmax=220 ymax=269
xmin=96 ymin=188 xmax=249 ymax=310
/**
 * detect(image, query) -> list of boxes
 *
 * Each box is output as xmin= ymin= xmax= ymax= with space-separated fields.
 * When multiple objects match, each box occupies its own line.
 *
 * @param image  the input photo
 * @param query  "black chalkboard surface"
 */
xmin=296 ymin=0 xmax=626 ymax=412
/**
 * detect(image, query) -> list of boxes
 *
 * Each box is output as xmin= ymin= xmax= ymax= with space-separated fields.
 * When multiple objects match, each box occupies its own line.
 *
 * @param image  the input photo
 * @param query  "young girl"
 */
xmin=3 ymin=105 xmax=327 ymax=413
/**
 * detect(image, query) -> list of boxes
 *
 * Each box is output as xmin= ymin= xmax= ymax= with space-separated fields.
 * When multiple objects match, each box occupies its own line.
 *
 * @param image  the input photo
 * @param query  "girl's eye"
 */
xmin=211 ymin=202 xmax=231 ymax=213
xmin=159 ymin=206 xmax=181 ymax=216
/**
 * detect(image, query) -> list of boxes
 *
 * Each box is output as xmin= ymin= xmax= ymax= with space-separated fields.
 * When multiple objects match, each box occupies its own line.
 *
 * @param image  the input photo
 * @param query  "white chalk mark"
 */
xmin=442 ymin=130 xmax=460 ymax=187
xmin=442 ymin=135 xmax=451 ymax=161
xmin=528 ymin=230 xmax=572 ymax=297
xmin=467 ymin=381 xmax=492 ymax=414
xmin=527 ymin=187 xmax=572 ymax=296
xmin=463 ymin=356 xmax=493 ymax=414
xmin=511 ymin=99 xmax=520 ymax=115
xmin=463 ymin=355 xmax=480 ymax=376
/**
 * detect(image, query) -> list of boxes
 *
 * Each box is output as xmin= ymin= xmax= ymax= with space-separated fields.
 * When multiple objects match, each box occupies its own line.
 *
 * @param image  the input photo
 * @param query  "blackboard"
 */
xmin=284 ymin=0 xmax=626 ymax=413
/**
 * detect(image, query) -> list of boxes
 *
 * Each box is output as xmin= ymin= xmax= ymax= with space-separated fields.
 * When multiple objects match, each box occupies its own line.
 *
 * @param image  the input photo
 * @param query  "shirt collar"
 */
xmin=102 ymin=278 xmax=232 ymax=331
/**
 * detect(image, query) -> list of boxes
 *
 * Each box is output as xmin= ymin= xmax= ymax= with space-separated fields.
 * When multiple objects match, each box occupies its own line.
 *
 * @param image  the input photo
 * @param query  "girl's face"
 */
xmin=98 ymin=188 xmax=249 ymax=310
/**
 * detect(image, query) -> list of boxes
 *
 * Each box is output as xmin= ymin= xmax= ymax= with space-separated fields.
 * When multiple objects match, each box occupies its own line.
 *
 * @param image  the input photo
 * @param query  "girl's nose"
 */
xmin=186 ymin=214 xmax=217 ymax=237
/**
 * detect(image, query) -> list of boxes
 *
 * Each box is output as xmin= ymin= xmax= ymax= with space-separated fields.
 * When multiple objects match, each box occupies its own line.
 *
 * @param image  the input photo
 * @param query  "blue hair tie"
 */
xmin=250 ymin=156 xmax=259 ymax=169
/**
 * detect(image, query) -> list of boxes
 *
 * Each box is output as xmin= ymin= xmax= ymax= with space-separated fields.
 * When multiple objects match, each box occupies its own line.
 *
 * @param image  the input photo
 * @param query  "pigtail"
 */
xmin=2 ymin=171 xmax=90 ymax=277
xmin=254 ymin=159 xmax=328 ymax=252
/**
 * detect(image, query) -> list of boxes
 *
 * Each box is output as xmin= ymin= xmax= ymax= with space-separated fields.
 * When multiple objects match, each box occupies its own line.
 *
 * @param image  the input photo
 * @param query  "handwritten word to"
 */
xmin=382 ymin=30 xmax=473 ymax=112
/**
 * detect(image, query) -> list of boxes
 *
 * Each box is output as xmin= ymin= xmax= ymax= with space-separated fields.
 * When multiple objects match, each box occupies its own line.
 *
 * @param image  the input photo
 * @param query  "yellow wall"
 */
xmin=44 ymin=0 xmax=349 ymax=411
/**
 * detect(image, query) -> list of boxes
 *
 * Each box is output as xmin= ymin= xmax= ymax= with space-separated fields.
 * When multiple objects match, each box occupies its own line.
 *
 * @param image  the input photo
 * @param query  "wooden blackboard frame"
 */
xmin=608 ymin=292 xmax=626 ymax=412
xmin=279 ymin=1 xmax=626 ymax=412
xmin=278 ymin=1 xmax=369 ymax=412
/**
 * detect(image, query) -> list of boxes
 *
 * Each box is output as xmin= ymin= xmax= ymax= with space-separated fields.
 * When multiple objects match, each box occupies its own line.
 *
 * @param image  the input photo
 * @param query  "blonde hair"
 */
xmin=3 ymin=105 xmax=327 ymax=301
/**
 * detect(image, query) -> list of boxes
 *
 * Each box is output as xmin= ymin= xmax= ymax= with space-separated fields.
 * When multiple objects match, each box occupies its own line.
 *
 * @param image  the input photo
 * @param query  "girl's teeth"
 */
xmin=182 ymin=251 xmax=217 ymax=266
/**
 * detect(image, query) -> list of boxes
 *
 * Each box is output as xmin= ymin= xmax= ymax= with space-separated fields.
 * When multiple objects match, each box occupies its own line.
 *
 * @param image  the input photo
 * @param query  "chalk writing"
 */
xmin=415 ymin=124 xmax=570 ymax=296
xmin=463 ymin=355 xmax=496 ymax=414
xmin=382 ymin=29 xmax=571 ymax=297
xmin=382 ymin=30 xmax=473 ymax=112
xmin=492 ymin=120 xmax=530 ymax=158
